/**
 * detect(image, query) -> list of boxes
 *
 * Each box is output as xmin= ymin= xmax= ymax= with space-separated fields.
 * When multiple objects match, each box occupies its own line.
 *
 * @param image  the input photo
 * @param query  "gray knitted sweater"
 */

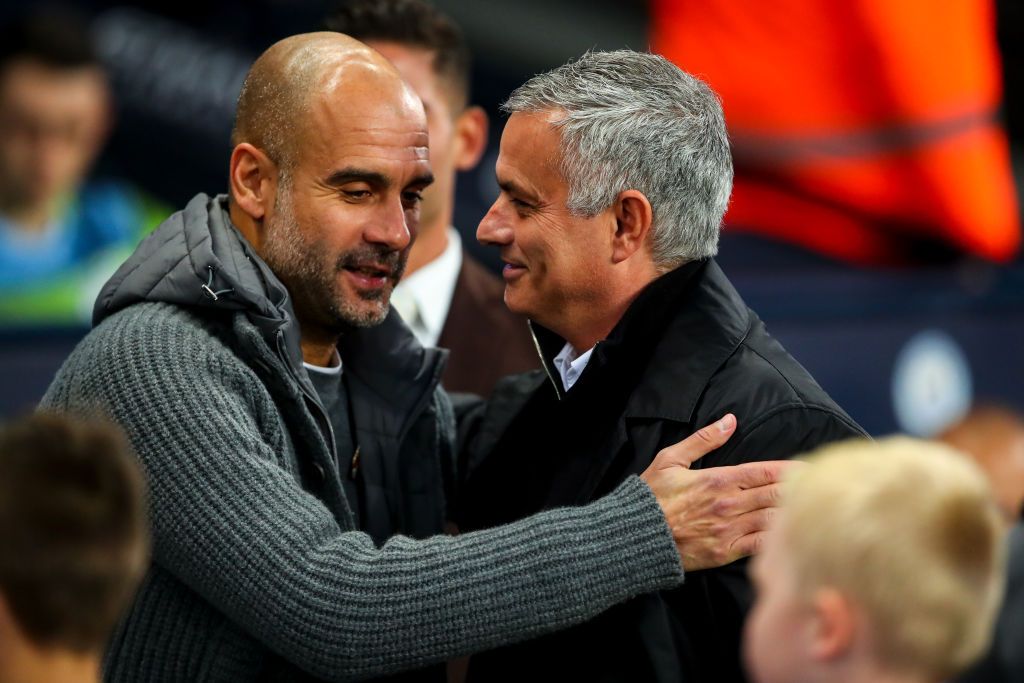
xmin=39 ymin=194 xmax=684 ymax=681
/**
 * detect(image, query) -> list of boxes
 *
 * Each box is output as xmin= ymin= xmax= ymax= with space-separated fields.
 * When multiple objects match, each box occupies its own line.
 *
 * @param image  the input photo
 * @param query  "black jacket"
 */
xmin=957 ymin=522 xmax=1024 ymax=683
xmin=457 ymin=259 xmax=866 ymax=683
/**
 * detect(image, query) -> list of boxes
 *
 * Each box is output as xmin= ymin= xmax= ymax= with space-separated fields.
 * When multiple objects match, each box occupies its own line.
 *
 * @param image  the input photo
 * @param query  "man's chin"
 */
xmin=331 ymin=297 xmax=391 ymax=330
xmin=502 ymin=288 xmax=531 ymax=317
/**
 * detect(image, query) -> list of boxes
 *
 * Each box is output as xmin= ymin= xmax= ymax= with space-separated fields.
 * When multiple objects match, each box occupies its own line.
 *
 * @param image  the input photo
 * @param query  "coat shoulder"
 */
xmin=693 ymin=320 xmax=866 ymax=465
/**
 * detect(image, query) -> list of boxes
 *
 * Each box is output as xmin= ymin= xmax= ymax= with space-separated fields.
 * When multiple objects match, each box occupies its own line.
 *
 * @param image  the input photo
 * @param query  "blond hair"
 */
xmin=782 ymin=437 xmax=1005 ymax=680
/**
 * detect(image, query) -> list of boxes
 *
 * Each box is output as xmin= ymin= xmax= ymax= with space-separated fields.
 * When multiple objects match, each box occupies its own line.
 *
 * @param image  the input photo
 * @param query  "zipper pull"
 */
xmin=349 ymin=446 xmax=361 ymax=480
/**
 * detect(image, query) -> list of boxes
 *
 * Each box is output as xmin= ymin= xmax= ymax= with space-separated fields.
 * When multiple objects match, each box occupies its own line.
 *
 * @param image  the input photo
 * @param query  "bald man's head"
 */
xmin=231 ymin=32 xmax=416 ymax=176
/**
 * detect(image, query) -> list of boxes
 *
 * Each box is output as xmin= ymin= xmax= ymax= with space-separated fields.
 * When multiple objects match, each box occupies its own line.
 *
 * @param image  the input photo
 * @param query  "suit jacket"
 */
xmin=437 ymin=252 xmax=539 ymax=397
xmin=457 ymin=258 xmax=867 ymax=683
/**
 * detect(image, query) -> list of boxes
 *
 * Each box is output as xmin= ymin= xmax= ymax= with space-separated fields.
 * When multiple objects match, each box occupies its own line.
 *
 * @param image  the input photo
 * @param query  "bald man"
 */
xmin=42 ymin=33 xmax=788 ymax=682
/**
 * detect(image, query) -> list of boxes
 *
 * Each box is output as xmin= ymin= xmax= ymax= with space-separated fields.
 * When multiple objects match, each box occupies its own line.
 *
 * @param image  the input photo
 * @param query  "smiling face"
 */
xmin=476 ymin=111 xmax=614 ymax=338
xmin=260 ymin=61 xmax=432 ymax=334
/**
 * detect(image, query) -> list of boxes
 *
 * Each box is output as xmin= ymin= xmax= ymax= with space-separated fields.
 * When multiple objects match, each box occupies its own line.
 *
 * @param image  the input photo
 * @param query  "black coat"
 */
xmin=457 ymin=259 xmax=866 ymax=683
xmin=957 ymin=522 xmax=1024 ymax=683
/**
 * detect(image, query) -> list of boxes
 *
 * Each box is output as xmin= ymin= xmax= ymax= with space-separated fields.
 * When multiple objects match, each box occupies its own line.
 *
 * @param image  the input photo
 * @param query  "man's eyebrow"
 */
xmin=498 ymin=178 xmax=540 ymax=202
xmin=409 ymin=171 xmax=435 ymax=188
xmin=324 ymin=168 xmax=390 ymax=188
xmin=323 ymin=168 xmax=435 ymax=190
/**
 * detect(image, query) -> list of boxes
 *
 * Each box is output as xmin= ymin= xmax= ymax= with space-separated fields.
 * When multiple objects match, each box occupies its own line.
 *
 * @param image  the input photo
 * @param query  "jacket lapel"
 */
xmin=539 ymin=260 xmax=753 ymax=505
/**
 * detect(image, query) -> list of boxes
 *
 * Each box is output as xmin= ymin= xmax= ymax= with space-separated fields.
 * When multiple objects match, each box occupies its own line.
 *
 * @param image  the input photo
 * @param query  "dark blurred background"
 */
xmin=1 ymin=0 xmax=1022 ymax=437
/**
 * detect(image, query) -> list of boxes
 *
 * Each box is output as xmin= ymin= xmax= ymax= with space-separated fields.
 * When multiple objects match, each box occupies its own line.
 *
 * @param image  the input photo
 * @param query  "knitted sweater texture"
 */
xmin=39 ymin=195 xmax=684 ymax=682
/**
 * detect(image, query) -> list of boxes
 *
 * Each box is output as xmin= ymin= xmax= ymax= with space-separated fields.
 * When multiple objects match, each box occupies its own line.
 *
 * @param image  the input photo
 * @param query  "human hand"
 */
xmin=640 ymin=414 xmax=795 ymax=571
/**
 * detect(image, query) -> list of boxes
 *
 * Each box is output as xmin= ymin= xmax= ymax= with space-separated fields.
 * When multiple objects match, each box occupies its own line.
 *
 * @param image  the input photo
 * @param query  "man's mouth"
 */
xmin=501 ymin=259 xmax=527 ymax=280
xmin=342 ymin=263 xmax=393 ymax=288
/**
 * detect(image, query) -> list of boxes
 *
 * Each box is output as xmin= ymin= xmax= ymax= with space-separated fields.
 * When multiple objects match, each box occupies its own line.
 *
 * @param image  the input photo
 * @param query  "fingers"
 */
xmin=731 ymin=459 xmax=799 ymax=490
xmin=733 ymin=483 xmax=782 ymax=514
xmin=729 ymin=530 xmax=767 ymax=561
xmin=732 ymin=506 xmax=776 ymax=540
xmin=661 ymin=464 xmax=786 ymax=570
xmin=654 ymin=413 xmax=737 ymax=469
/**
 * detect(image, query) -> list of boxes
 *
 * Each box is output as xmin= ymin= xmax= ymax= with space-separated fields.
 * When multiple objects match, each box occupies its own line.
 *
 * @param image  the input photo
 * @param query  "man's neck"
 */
xmin=557 ymin=266 xmax=658 ymax=352
xmin=404 ymin=217 xmax=449 ymax=276
xmin=300 ymin=331 xmax=342 ymax=368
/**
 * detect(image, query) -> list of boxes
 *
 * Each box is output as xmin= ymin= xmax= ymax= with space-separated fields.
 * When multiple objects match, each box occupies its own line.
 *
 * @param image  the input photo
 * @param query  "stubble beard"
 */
xmin=261 ymin=185 xmax=406 ymax=332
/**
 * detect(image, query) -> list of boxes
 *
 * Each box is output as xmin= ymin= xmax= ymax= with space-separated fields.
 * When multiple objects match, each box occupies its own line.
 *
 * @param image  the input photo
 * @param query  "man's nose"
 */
xmin=365 ymin=197 xmax=412 ymax=251
xmin=477 ymin=200 xmax=513 ymax=246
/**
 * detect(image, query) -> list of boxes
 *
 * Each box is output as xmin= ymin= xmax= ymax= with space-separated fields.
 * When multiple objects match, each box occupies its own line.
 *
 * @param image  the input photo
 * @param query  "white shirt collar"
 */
xmin=391 ymin=227 xmax=463 ymax=348
xmin=553 ymin=342 xmax=595 ymax=392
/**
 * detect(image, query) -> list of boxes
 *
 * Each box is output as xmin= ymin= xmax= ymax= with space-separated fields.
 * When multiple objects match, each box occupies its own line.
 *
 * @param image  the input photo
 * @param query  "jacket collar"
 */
xmin=531 ymin=258 xmax=752 ymax=425
xmin=92 ymin=192 xmax=445 ymax=421
xmin=93 ymin=193 xmax=300 ymax=358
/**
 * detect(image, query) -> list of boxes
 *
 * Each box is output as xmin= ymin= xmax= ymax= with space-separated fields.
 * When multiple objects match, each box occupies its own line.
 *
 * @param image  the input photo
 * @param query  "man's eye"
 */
xmin=510 ymin=197 xmax=533 ymax=211
xmin=344 ymin=189 xmax=371 ymax=199
xmin=403 ymin=191 xmax=424 ymax=204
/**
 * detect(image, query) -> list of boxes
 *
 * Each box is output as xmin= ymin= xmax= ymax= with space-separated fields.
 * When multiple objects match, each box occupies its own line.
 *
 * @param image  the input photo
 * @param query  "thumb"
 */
xmin=654 ymin=413 xmax=737 ymax=469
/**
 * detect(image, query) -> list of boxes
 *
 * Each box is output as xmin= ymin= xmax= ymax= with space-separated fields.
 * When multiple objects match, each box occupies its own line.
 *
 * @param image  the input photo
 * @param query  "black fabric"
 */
xmin=307 ymin=367 xmax=361 ymax=528
xmin=458 ymin=258 xmax=867 ymax=683
xmin=956 ymin=523 xmax=1024 ymax=683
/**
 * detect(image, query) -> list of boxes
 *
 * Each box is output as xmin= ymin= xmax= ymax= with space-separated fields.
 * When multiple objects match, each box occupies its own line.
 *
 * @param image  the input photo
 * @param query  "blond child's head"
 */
xmin=744 ymin=437 xmax=1006 ymax=683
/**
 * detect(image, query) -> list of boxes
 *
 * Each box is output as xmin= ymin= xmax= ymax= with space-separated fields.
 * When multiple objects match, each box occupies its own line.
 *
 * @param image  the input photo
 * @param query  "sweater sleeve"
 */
xmin=40 ymin=306 xmax=683 ymax=681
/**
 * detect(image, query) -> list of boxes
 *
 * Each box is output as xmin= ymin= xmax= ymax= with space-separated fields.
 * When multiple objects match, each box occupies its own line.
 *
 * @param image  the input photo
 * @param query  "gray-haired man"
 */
xmin=457 ymin=50 xmax=866 ymax=682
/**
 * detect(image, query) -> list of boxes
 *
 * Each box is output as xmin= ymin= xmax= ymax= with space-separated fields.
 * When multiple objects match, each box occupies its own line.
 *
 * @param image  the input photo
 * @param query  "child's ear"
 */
xmin=810 ymin=587 xmax=857 ymax=662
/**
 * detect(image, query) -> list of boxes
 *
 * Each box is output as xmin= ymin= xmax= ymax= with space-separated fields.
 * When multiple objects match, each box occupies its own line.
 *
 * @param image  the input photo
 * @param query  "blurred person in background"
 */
xmin=325 ymin=0 xmax=538 ymax=397
xmin=653 ymin=0 xmax=1021 ymax=266
xmin=0 ymin=413 xmax=147 ymax=683
xmin=941 ymin=406 xmax=1024 ymax=683
xmin=456 ymin=50 xmax=864 ymax=683
xmin=0 ymin=7 xmax=164 ymax=324
xmin=745 ymin=438 xmax=1006 ymax=683
xmin=940 ymin=405 xmax=1024 ymax=523
xmin=42 ymin=33 xmax=790 ymax=681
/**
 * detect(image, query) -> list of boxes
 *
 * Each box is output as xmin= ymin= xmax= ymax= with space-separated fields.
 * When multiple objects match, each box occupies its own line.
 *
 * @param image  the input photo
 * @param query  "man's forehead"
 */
xmin=311 ymin=82 xmax=426 ymax=134
xmin=307 ymin=123 xmax=428 ymax=159
xmin=496 ymin=112 xmax=566 ymax=194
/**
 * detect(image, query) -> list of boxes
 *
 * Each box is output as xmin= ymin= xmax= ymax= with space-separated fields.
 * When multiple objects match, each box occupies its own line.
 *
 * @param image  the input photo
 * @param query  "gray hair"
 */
xmin=502 ymin=50 xmax=733 ymax=268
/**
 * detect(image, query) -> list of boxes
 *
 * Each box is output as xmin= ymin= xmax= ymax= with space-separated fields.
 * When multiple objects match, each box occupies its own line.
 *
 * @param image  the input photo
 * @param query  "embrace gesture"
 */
xmin=641 ymin=414 xmax=794 ymax=571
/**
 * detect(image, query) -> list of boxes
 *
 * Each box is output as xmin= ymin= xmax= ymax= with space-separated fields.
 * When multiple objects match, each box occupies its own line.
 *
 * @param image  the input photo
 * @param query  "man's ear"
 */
xmin=611 ymin=190 xmax=653 ymax=264
xmin=809 ymin=587 xmax=857 ymax=663
xmin=453 ymin=105 xmax=489 ymax=171
xmin=229 ymin=143 xmax=278 ymax=222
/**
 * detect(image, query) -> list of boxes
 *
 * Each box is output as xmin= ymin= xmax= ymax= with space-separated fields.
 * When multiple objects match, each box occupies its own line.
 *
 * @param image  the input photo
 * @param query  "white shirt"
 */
xmin=553 ymin=342 xmax=595 ymax=392
xmin=391 ymin=227 xmax=463 ymax=348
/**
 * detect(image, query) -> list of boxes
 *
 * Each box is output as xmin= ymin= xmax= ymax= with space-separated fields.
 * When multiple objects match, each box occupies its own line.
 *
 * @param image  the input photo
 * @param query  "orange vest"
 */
xmin=652 ymin=0 xmax=1020 ymax=264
